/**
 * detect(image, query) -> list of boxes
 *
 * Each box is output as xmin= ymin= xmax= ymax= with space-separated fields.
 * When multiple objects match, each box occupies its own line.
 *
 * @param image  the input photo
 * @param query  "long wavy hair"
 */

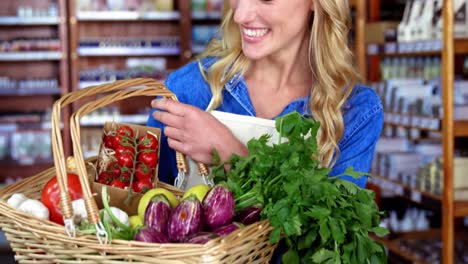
xmin=198 ymin=0 xmax=359 ymax=166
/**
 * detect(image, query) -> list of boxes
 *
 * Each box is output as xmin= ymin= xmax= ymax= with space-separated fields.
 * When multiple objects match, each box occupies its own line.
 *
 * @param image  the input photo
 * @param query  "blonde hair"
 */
xmin=198 ymin=0 xmax=359 ymax=166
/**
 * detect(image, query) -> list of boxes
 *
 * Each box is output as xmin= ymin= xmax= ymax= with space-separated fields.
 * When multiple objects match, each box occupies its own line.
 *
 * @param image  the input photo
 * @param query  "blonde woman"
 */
xmin=148 ymin=0 xmax=383 ymax=191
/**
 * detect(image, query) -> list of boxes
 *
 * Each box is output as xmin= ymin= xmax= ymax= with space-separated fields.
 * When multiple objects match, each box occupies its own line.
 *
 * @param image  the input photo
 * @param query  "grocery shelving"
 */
xmin=0 ymin=16 xmax=59 ymax=25
xmin=76 ymin=11 xmax=180 ymax=21
xmin=362 ymin=0 xmax=468 ymax=263
xmin=0 ymin=0 xmax=71 ymax=181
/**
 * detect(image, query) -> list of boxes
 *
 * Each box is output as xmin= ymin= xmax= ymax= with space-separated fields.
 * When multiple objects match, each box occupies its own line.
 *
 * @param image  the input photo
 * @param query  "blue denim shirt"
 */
xmin=147 ymin=57 xmax=383 ymax=188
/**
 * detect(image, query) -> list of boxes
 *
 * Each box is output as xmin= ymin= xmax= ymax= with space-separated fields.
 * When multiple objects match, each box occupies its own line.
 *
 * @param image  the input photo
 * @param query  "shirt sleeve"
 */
xmin=329 ymin=96 xmax=384 ymax=188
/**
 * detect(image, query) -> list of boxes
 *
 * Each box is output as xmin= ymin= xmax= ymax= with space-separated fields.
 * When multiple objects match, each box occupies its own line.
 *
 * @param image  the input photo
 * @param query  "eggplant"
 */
xmin=185 ymin=232 xmax=218 ymax=244
xmin=202 ymin=185 xmax=235 ymax=229
xmin=167 ymin=195 xmax=203 ymax=242
xmin=144 ymin=194 xmax=171 ymax=235
xmin=234 ymin=206 xmax=262 ymax=225
xmin=134 ymin=227 xmax=169 ymax=243
xmin=213 ymin=222 xmax=243 ymax=236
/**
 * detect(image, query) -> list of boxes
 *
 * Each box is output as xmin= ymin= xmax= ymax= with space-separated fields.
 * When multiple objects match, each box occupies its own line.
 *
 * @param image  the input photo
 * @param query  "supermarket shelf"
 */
xmin=192 ymin=44 xmax=206 ymax=54
xmin=0 ymin=95 xmax=55 ymax=112
xmin=371 ymin=235 xmax=427 ymax=264
xmin=0 ymin=88 xmax=61 ymax=96
xmin=78 ymin=47 xmax=180 ymax=57
xmin=454 ymin=121 xmax=468 ymax=137
xmin=0 ymin=160 xmax=54 ymax=181
xmin=191 ymin=11 xmax=222 ymax=20
xmin=0 ymin=51 xmax=62 ymax=61
xmin=0 ymin=16 xmax=60 ymax=25
xmin=367 ymin=38 xmax=468 ymax=57
xmin=372 ymin=174 xmax=442 ymax=202
xmin=77 ymin=11 xmax=180 ymax=21
xmin=80 ymin=114 xmax=148 ymax=127
xmin=79 ymin=81 xmax=112 ymax=89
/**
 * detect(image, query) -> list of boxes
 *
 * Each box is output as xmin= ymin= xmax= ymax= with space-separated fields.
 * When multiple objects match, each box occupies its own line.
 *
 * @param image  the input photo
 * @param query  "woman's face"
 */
xmin=229 ymin=0 xmax=314 ymax=60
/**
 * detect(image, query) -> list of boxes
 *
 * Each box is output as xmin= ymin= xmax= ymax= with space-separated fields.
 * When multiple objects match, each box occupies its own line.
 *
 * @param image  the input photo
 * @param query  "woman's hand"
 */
xmin=151 ymin=98 xmax=248 ymax=164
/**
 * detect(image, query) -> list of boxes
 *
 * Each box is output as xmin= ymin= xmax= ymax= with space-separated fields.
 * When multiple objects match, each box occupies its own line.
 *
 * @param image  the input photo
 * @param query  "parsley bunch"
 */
xmin=212 ymin=111 xmax=388 ymax=264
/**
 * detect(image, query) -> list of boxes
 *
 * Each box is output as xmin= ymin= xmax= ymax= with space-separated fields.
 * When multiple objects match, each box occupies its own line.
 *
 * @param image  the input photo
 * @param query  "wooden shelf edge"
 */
xmin=371 ymin=235 xmax=427 ymax=264
xmin=454 ymin=120 xmax=468 ymax=137
xmin=372 ymin=174 xmax=442 ymax=201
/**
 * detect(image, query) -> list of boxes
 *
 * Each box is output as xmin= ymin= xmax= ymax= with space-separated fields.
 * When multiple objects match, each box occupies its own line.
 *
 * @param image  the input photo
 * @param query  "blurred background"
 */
xmin=0 ymin=0 xmax=467 ymax=263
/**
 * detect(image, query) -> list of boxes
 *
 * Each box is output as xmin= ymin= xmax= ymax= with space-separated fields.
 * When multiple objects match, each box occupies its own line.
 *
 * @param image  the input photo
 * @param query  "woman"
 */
xmin=147 ymin=0 xmax=383 ymax=189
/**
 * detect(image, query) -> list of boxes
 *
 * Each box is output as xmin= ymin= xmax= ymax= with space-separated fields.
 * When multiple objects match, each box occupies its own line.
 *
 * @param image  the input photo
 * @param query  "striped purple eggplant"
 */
xmin=167 ymin=195 xmax=203 ymax=242
xmin=135 ymin=227 xmax=169 ymax=243
xmin=202 ymin=184 xmax=235 ymax=229
xmin=144 ymin=194 xmax=172 ymax=235
xmin=185 ymin=232 xmax=218 ymax=244
xmin=213 ymin=222 xmax=243 ymax=236
xmin=234 ymin=206 xmax=262 ymax=225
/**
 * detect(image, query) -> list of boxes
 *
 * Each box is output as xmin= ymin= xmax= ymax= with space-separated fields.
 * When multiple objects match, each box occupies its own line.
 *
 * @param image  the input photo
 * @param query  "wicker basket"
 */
xmin=0 ymin=78 xmax=277 ymax=263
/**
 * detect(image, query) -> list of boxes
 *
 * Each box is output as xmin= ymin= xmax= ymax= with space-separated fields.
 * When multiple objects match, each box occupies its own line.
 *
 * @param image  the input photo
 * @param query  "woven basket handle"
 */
xmin=51 ymin=79 xmax=205 ymax=239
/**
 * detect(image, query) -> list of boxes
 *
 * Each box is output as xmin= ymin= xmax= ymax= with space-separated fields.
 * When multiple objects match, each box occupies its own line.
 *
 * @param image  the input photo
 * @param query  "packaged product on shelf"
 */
xmin=92 ymin=122 xmax=161 ymax=215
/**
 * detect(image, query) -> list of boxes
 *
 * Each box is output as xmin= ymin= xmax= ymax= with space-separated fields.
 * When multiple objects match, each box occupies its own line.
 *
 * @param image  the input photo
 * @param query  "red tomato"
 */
xmin=114 ymin=144 xmax=135 ymax=156
xmin=120 ymin=170 xmax=131 ymax=182
xmin=103 ymin=135 xmax=115 ymax=149
xmin=135 ymin=163 xmax=152 ymax=181
xmin=117 ymin=151 xmax=134 ymax=169
xmin=132 ymin=179 xmax=153 ymax=193
xmin=109 ymin=179 xmax=127 ymax=189
xmin=97 ymin=171 xmax=114 ymax=184
xmin=138 ymin=150 xmax=158 ymax=169
xmin=106 ymin=161 xmax=121 ymax=178
xmin=40 ymin=173 xmax=84 ymax=225
xmin=117 ymin=125 xmax=134 ymax=138
xmin=137 ymin=133 xmax=159 ymax=151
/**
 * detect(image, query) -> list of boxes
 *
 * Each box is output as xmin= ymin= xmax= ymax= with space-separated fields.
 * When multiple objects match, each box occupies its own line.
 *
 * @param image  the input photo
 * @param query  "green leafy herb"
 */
xmin=212 ymin=111 xmax=387 ymax=264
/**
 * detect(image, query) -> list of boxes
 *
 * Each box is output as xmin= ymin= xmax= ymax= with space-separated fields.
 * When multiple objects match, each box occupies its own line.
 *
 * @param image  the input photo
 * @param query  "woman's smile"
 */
xmin=241 ymin=27 xmax=270 ymax=43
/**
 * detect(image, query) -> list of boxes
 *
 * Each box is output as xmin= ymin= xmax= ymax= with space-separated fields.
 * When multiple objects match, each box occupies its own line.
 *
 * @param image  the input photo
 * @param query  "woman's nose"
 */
xmin=232 ymin=0 xmax=256 ymax=24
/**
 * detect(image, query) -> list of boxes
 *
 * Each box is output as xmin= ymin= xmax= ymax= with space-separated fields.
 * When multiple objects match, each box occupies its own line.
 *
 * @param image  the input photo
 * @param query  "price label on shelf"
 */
xmin=367 ymin=44 xmax=379 ymax=55
xmin=411 ymin=191 xmax=422 ymax=203
xmin=384 ymin=42 xmax=397 ymax=54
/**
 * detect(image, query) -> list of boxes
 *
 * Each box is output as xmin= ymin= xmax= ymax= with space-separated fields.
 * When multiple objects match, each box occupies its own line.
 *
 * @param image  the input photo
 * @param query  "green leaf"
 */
xmin=370 ymin=226 xmax=390 ymax=237
xmin=319 ymin=219 xmax=330 ymax=243
xmin=332 ymin=166 xmax=369 ymax=179
xmin=283 ymin=249 xmax=300 ymax=264
xmin=269 ymin=227 xmax=282 ymax=244
xmin=334 ymin=179 xmax=359 ymax=195
xmin=298 ymin=229 xmax=317 ymax=250
xmin=306 ymin=207 xmax=331 ymax=220
xmin=329 ymin=218 xmax=345 ymax=244
xmin=311 ymin=248 xmax=335 ymax=263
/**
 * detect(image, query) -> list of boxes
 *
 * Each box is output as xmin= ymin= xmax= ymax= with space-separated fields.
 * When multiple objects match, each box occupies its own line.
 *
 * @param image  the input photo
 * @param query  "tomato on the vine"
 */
xmin=103 ymin=134 xmax=115 ymax=149
xmin=135 ymin=162 xmax=152 ymax=181
xmin=138 ymin=150 xmax=158 ymax=169
xmin=120 ymin=169 xmax=131 ymax=182
xmin=114 ymin=144 xmax=135 ymax=156
xmin=117 ymin=125 xmax=134 ymax=138
xmin=109 ymin=179 xmax=127 ymax=189
xmin=132 ymin=179 xmax=153 ymax=193
xmin=137 ymin=133 xmax=159 ymax=151
xmin=40 ymin=173 xmax=84 ymax=225
xmin=97 ymin=171 xmax=114 ymax=184
xmin=117 ymin=151 xmax=134 ymax=169
xmin=106 ymin=161 xmax=121 ymax=178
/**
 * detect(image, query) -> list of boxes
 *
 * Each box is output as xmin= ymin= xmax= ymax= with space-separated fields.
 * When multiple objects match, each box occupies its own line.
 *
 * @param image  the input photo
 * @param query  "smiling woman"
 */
xmin=146 ymin=0 xmax=383 ymax=262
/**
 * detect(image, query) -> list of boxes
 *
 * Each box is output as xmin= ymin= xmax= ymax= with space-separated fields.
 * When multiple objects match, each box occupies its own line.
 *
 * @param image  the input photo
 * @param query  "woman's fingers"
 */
xmin=164 ymin=126 xmax=185 ymax=142
xmin=152 ymin=110 xmax=184 ymax=128
xmin=151 ymin=98 xmax=187 ymax=117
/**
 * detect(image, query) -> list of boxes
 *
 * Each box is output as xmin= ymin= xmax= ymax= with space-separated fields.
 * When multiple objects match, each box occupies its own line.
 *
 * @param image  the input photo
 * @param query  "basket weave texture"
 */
xmin=0 ymin=79 xmax=277 ymax=263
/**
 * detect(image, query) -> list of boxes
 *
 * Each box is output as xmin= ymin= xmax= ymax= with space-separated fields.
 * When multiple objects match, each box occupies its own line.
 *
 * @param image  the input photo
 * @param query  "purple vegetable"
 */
xmin=185 ymin=232 xmax=218 ymax=244
xmin=202 ymin=184 xmax=235 ymax=229
xmin=167 ymin=195 xmax=203 ymax=242
xmin=135 ymin=227 xmax=169 ymax=243
xmin=234 ymin=206 xmax=262 ymax=225
xmin=144 ymin=195 xmax=171 ymax=235
xmin=213 ymin=222 xmax=243 ymax=236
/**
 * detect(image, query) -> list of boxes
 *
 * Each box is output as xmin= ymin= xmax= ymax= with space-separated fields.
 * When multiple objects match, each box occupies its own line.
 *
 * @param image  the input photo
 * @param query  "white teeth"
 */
xmin=243 ymin=28 xmax=268 ymax=38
